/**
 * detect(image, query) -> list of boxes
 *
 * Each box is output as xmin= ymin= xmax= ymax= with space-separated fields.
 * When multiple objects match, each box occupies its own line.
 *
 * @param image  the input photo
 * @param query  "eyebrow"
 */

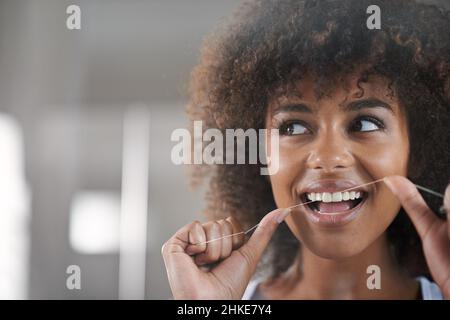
xmin=272 ymin=98 xmax=394 ymax=115
xmin=272 ymin=103 xmax=312 ymax=115
xmin=344 ymin=98 xmax=394 ymax=114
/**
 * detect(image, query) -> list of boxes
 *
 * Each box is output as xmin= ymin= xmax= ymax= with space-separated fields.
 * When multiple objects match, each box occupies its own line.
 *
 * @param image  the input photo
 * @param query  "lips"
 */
xmin=297 ymin=179 xmax=370 ymax=226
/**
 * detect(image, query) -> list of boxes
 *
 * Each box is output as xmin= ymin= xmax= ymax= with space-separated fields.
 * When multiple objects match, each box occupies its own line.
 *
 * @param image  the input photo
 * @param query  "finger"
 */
xmin=194 ymin=221 xmax=222 ymax=266
xmin=212 ymin=208 xmax=289 ymax=295
xmin=162 ymin=221 xmax=197 ymax=256
xmin=445 ymin=183 xmax=450 ymax=237
xmin=384 ymin=175 xmax=439 ymax=240
xmin=226 ymin=216 xmax=245 ymax=250
xmin=237 ymin=208 xmax=289 ymax=268
xmin=185 ymin=221 xmax=207 ymax=255
xmin=218 ymin=219 xmax=233 ymax=259
xmin=161 ymin=222 xmax=206 ymax=296
xmin=445 ymin=183 xmax=450 ymax=212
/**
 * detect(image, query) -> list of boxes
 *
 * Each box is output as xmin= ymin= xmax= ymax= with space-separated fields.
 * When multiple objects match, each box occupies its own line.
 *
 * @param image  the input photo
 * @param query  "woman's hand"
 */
xmin=161 ymin=208 xmax=288 ymax=299
xmin=384 ymin=175 xmax=450 ymax=299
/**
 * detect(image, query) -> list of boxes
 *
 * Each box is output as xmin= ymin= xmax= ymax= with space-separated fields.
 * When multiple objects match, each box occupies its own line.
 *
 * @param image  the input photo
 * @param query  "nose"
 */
xmin=306 ymin=130 xmax=355 ymax=172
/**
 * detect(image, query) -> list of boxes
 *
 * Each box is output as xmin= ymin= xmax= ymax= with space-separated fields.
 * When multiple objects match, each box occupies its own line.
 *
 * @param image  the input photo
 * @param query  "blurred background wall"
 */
xmin=0 ymin=0 xmax=241 ymax=299
xmin=0 ymin=0 xmax=447 ymax=300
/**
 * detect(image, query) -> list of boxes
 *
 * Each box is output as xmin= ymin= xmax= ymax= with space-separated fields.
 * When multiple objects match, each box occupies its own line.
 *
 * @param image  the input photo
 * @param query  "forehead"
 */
xmin=269 ymin=71 xmax=398 ymax=108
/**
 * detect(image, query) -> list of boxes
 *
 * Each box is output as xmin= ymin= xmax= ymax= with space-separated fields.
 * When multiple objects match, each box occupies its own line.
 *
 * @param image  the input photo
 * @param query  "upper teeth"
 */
xmin=307 ymin=191 xmax=362 ymax=202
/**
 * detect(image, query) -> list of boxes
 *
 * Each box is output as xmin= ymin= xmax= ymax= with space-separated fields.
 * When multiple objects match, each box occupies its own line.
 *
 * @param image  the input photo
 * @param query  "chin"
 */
xmin=300 ymin=233 xmax=372 ymax=260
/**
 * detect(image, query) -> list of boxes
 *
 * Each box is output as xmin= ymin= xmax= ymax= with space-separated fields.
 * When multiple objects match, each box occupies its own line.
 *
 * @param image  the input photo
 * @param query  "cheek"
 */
xmin=370 ymin=114 xmax=410 ymax=176
xmin=269 ymin=149 xmax=305 ymax=208
xmin=361 ymin=140 xmax=409 ymax=178
xmin=355 ymin=133 xmax=409 ymax=236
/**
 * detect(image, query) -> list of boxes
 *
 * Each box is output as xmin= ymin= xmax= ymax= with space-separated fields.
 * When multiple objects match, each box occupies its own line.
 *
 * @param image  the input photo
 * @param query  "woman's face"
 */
xmin=265 ymin=72 xmax=410 ymax=259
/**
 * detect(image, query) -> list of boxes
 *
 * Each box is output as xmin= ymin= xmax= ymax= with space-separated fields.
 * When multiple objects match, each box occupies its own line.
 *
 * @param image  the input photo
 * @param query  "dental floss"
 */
xmin=414 ymin=184 xmax=444 ymax=198
xmin=193 ymin=178 xmax=447 ymax=246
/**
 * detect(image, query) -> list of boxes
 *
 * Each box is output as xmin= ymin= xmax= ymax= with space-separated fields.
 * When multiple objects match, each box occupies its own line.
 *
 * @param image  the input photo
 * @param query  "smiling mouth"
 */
xmin=301 ymin=191 xmax=367 ymax=215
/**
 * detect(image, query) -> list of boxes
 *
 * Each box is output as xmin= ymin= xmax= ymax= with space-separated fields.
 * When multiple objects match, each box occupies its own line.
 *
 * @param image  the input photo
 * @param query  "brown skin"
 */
xmin=384 ymin=175 xmax=450 ymax=299
xmin=267 ymin=72 xmax=410 ymax=260
xmin=161 ymin=208 xmax=289 ymax=299
xmin=162 ymin=73 xmax=450 ymax=299
xmin=262 ymin=72 xmax=416 ymax=299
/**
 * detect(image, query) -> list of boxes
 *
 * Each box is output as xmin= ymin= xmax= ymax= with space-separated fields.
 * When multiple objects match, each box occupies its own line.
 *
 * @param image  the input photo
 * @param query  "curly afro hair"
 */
xmin=187 ymin=0 xmax=450 ymax=279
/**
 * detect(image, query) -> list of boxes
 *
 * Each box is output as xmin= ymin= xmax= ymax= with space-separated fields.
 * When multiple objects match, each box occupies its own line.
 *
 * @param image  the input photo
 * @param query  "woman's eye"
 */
xmin=351 ymin=117 xmax=384 ymax=132
xmin=280 ymin=122 xmax=309 ymax=135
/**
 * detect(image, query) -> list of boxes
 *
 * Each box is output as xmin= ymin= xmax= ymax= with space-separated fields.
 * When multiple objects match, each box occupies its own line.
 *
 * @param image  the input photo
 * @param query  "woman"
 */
xmin=162 ymin=0 xmax=450 ymax=299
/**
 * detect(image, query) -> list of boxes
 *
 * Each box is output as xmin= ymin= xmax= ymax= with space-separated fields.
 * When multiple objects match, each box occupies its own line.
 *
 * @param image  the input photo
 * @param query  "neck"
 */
xmin=264 ymin=234 xmax=418 ymax=299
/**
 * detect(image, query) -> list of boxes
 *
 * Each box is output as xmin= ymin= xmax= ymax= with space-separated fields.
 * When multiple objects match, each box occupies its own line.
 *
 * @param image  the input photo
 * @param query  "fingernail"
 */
xmin=276 ymin=209 xmax=290 ymax=224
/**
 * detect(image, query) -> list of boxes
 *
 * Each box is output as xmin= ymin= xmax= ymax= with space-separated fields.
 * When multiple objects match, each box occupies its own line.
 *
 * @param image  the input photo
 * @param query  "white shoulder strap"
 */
xmin=417 ymin=276 xmax=443 ymax=300
xmin=242 ymin=280 xmax=260 ymax=300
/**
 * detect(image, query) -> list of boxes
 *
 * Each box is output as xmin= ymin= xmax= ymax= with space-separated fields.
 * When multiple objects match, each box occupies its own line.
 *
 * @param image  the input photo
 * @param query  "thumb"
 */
xmin=239 ymin=207 xmax=289 ymax=267
xmin=444 ymin=184 xmax=450 ymax=213
xmin=211 ymin=208 xmax=289 ymax=297
xmin=444 ymin=183 xmax=450 ymax=238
